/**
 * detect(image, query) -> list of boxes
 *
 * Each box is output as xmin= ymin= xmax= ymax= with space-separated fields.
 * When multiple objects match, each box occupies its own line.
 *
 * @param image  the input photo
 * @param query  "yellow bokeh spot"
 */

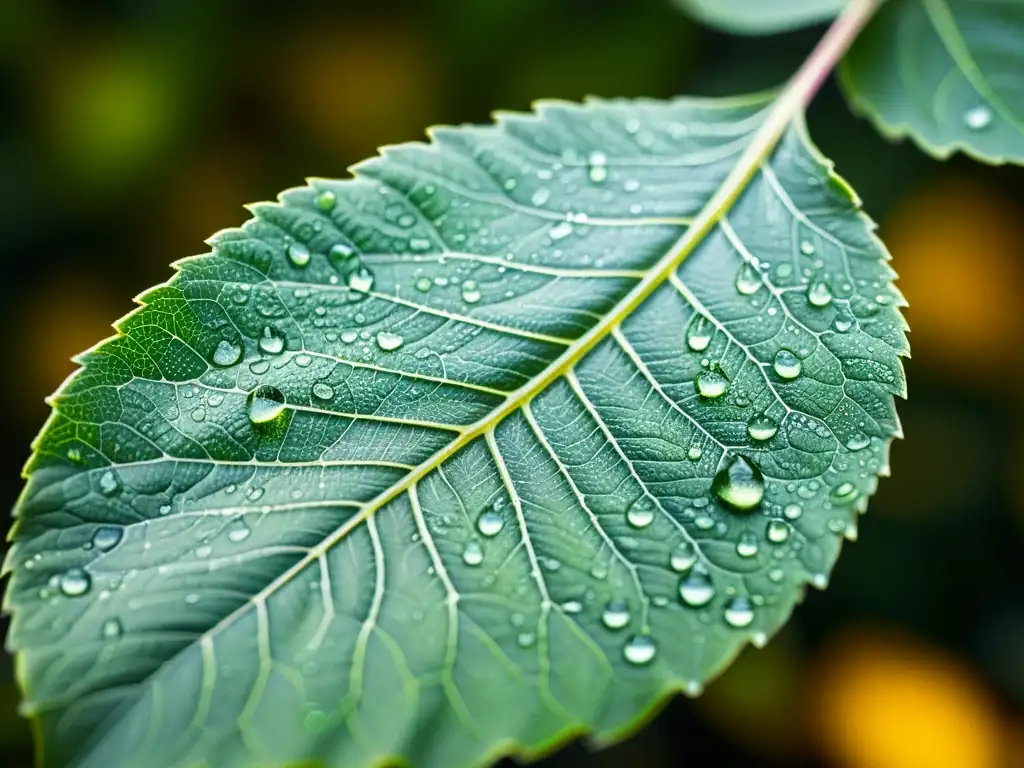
xmin=882 ymin=177 xmax=1024 ymax=377
xmin=808 ymin=628 xmax=1003 ymax=768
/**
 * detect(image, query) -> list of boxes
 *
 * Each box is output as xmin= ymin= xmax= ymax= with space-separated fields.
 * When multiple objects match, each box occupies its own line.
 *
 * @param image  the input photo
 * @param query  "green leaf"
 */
xmin=673 ymin=0 xmax=846 ymax=35
xmin=841 ymin=0 xmax=1024 ymax=164
xmin=4 ymin=93 xmax=907 ymax=768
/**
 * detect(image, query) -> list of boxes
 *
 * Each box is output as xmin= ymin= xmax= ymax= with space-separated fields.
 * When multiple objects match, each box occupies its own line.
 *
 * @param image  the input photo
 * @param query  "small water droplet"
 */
xmin=477 ymin=510 xmax=504 ymax=537
xmin=712 ymin=455 xmax=765 ymax=511
xmin=833 ymin=317 xmax=854 ymax=333
xmin=561 ymin=600 xmax=583 ymax=614
xmin=670 ymin=541 xmax=698 ymax=572
xmin=831 ymin=481 xmax=858 ymax=504
xmin=679 ymin=566 xmax=715 ymax=607
xmin=159 ymin=504 xmax=172 ymax=516
xmin=773 ymin=349 xmax=802 ymax=380
xmin=102 ymin=618 xmax=123 ymax=639
xmin=601 ymin=600 xmax=631 ymax=630
xmin=686 ymin=315 xmax=713 ymax=352
xmin=347 ymin=266 xmax=375 ymax=293
xmin=846 ymin=433 xmax=870 ymax=451
xmin=227 ymin=520 xmax=251 ymax=543
xmin=736 ymin=532 xmax=759 ymax=558
xmin=212 ymin=339 xmax=242 ymax=367
xmin=687 ymin=445 xmax=703 ymax=461
xmin=695 ymin=369 xmax=729 ymax=399
xmin=747 ymin=415 xmax=778 ymax=442
xmin=800 ymin=240 xmax=816 ymax=256
xmin=247 ymin=385 xmax=286 ymax=424
xmin=258 ymin=326 xmax=285 ymax=355
xmin=59 ymin=568 xmax=91 ymax=597
xmin=723 ymin=596 xmax=754 ymax=628
xmin=964 ymin=105 xmax=993 ymax=130
xmin=462 ymin=540 xmax=484 ymax=566
xmin=808 ymin=280 xmax=833 ymax=308
xmin=531 ymin=188 xmax=551 ymax=207
xmin=735 ymin=263 xmax=761 ymax=295
xmin=316 ymin=190 xmax=336 ymax=211
xmin=99 ymin=470 xmax=120 ymax=496
xmin=311 ymin=382 xmax=334 ymax=401
xmin=461 ymin=280 xmax=481 ymax=304
xmin=191 ymin=407 xmax=206 ymax=423
xmin=287 ymin=242 xmax=311 ymax=268
xmin=783 ymin=503 xmax=802 ymax=520
xmin=767 ymin=519 xmax=790 ymax=543
xmin=376 ymin=331 xmax=404 ymax=351
xmin=329 ymin=243 xmax=355 ymax=263
xmin=415 ymin=277 xmax=432 ymax=292
xmin=623 ymin=634 xmax=657 ymax=665
xmin=91 ymin=525 xmax=123 ymax=552
xmin=588 ymin=151 xmax=608 ymax=184
xmin=626 ymin=497 xmax=656 ymax=529
xmin=549 ymin=221 xmax=574 ymax=241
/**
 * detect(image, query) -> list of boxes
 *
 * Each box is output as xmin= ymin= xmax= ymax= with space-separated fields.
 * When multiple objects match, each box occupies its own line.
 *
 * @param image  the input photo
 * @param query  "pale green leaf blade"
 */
xmin=673 ymin=0 xmax=846 ymax=35
xmin=841 ymin=0 xmax=1024 ymax=164
xmin=4 ymin=94 xmax=907 ymax=768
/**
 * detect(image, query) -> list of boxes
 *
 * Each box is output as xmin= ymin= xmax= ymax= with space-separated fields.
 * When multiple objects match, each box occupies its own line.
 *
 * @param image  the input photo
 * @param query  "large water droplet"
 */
xmin=747 ymin=415 xmax=778 ymax=441
xmin=623 ymin=634 xmax=657 ymax=665
xmin=348 ymin=266 xmax=375 ymax=293
xmin=287 ymin=242 xmax=311 ymax=268
xmin=601 ymin=600 xmax=631 ymax=630
xmin=807 ymin=280 xmax=833 ymax=308
xmin=59 ymin=568 xmax=91 ymax=597
xmin=846 ymin=433 xmax=871 ymax=451
xmin=91 ymin=525 xmax=123 ymax=552
xmin=773 ymin=349 xmax=802 ymax=380
xmin=964 ymin=105 xmax=993 ymax=130
xmin=686 ymin=315 xmax=713 ymax=352
xmin=626 ymin=497 xmax=656 ymax=529
xmin=712 ymin=455 xmax=765 ymax=511
xmin=258 ymin=326 xmax=285 ymax=355
xmin=735 ymin=263 xmax=761 ymax=295
xmin=766 ymin=519 xmax=790 ymax=543
xmin=695 ymin=369 xmax=729 ymax=399
xmin=477 ymin=509 xmax=504 ymax=537
xmin=247 ymin=385 xmax=286 ymax=424
xmin=212 ymin=339 xmax=242 ymax=367
xmin=462 ymin=540 xmax=484 ymax=566
xmin=724 ymin=596 xmax=754 ymax=628
xmin=670 ymin=541 xmax=697 ymax=572
xmin=376 ymin=331 xmax=404 ymax=351
xmin=679 ymin=566 xmax=715 ymax=607
xmin=736 ymin=532 xmax=759 ymax=558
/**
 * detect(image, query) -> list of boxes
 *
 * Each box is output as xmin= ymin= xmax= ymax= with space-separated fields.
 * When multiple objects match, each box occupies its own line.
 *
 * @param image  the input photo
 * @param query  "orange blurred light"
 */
xmin=808 ymin=627 xmax=1004 ymax=768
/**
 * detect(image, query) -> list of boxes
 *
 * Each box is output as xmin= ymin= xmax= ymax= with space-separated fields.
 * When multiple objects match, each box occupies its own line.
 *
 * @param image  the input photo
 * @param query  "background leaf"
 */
xmin=841 ymin=0 xmax=1024 ymax=164
xmin=671 ymin=0 xmax=845 ymax=35
xmin=4 ymin=94 xmax=906 ymax=768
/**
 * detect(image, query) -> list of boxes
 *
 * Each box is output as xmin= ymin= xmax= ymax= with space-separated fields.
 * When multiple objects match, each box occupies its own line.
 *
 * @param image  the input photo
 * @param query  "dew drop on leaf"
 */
xmin=712 ymin=455 xmax=765 ymax=511
xmin=101 ymin=618 xmax=122 ymax=640
xmin=601 ymin=600 xmax=631 ymax=630
xmin=686 ymin=315 xmax=713 ymax=352
xmin=247 ymin=385 xmax=286 ymax=424
xmin=99 ymin=470 xmax=120 ymax=496
xmin=783 ymin=503 xmax=803 ymax=520
xmin=329 ymin=243 xmax=356 ymax=263
xmin=376 ymin=331 xmax=404 ymax=351
xmin=623 ymin=635 xmax=657 ymax=665
xmin=227 ymin=520 xmax=251 ymax=543
xmin=695 ymin=369 xmax=729 ymax=398
xmin=91 ymin=525 xmax=123 ymax=552
xmin=723 ymin=596 xmax=754 ymax=628
xmin=59 ymin=568 xmax=91 ymax=597
xmin=736 ymin=532 xmax=759 ymax=558
xmin=747 ymin=414 xmax=778 ymax=441
xmin=212 ymin=339 xmax=242 ymax=367
xmin=258 ymin=326 xmax=285 ymax=355
xmin=679 ymin=566 xmax=715 ymax=607
xmin=687 ymin=445 xmax=703 ymax=461
xmin=846 ymin=433 xmax=870 ymax=451
xmin=670 ymin=541 xmax=697 ymax=572
xmin=766 ymin=519 xmax=790 ymax=543
xmin=415 ymin=277 xmax=432 ymax=292
xmin=316 ymin=190 xmax=336 ymax=211
xmin=800 ymin=240 xmax=816 ymax=256
xmin=964 ymin=105 xmax=993 ymax=130
xmin=312 ymin=382 xmax=334 ymax=401
xmin=831 ymin=481 xmax=858 ymax=504
xmin=807 ymin=280 xmax=833 ymax=307
xmin=735 ymin=263 xmax=761 ymax=295
xmin=773 ymin=349 xmax=802 ymax=380
xmin=477 ymin=510 xmax=504 ymax=538
xmin=347 ymin=266 xmax=375 ymax=293
xmin=461 ymin=280 xmax=482 ymax=304
xmin=287 ymin=242 xmax=311 ymax=268
xmin=462 ymin=540 xmax=484 ymax=566
xmin=626 ymin=497 xmax=656 ymax=529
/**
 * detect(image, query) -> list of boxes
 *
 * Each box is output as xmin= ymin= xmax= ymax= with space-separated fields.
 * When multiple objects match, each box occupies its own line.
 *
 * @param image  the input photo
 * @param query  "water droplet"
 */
xmin=227 ymin=520 xmax=251 ymax=543
xmin=695 ymin=369 xmax=729 ymax=399
xmin=626 ymin=497 xmax=656 ymax=529
xmin=561 ymin=600 xmax=583 ymax=614
xmin=517 ymin=632 xmax=536 ymax=648
xmin=670 ymin=541 xmax=698 ymax=572
xmin=767 ymin=519 xmax=790 ymax=543
xmin=247 ymin=385 xmax=286 ymax=424
xmin=687 ymin=445 xmax=703 ymax=461
xmin=773 ymin=349 xmax=802 ymax=380
xmin=159 ymin=504 xmax=172 ymax=516
xmin=808 ymin=280 xmax=833 ymax=308
xmin=99 ymin=470 xmax=120 ymax=496
xmin=686 ymin=315 xmax=713 ymax=352
xmin=91 ymin=525 xmax=123 ymax=552
xmin=316 ymin=190 xmax=336 ymax=211
xmin=212 ymin=339 xmax=242 ymax=367
xmin=679 ymin=566 xmax=715 ymax=607
xmin=461 ymin=280 xmax=481 ymax=304
xmin=735 ymin=263 xmax=761 ymax=295
xmin=191 ymin=407 xmax=206 ymax=423
xmin=376 ymin=331 xmax=404 ymax=352
xmin=712 ymin=455 xmax=765 ymax=511
xmin=287 ymin=242 xmax=311 ymax=268
xmin=304 ymin=709 xmax=328 ymax=734
xmin=724 ymin=596 xmax=754 ymax=628
xmin=964 ymin=105 xmax=993 ymax=130
xmin=549 ymin=221 xmax=574 ymax=241
xmin=312 ymin=382 xmax=334 ymax=401
xmin=415 ymin=277 xmax=432 ymax=292
xmin=258 ymin=326 xmax=285 ymax=355
xmin=59 ymin=568 xmax=91 ymax=597
xmin=833 ymin=317 xmax=854 ymax=333
xmin=800 ymin=240 xmax=816 ymax=256
xmin=736 ymin=532 xmax=759 ymax=558
xmin=588 ymin=151 xmax=608 ymax=183
xmin=601 ymin=600 xmax=631 ymax=630
xmin=623 ymin=634 xmax=657 ymax=665
xmin=347 ymin=266 xmax=375 ymax=293
xmin=462 ymin=540 xmax=484 ymax=566
xmin=846 ymin=433 xmax=870 ymax=451
xmin=831 ymin=481 xmax=858 ymax=504
xmin=531 ymin=188 xmax=550 ymax=207
xmin=102 ymin=618 xmax=123 ymax=639
xmin=329 ymin=243 xmax=355 ymax=263
xmin=783 ymin=503 xmax=802 ymax=520
xmin=747 ymin=415 xmax=778 ymax=441
xmin=477 ymin=510 xmax=504 ymax=537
